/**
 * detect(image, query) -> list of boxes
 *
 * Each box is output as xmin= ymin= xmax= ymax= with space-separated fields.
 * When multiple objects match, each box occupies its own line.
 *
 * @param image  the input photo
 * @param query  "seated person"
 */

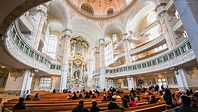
xmin=150 ymin=95 xmax=158 ymax=104
xmin=174 ymin=95 xmax=197 ymax=112
xmin=92 ymin=93 xmax=96 ymax=98
xmin=13 ymin=98 xmax=26 ymax=110
xmin=102 ymin=94 xmax=109 ymax=101
xmin=79 ymin=93 xmax=83 ymax=98
xmin=128 ymin=97 xmax=137 ymax=107
xmin=112 ymin=93 xmax=121 ymax=99
xmin=33 ymin=93 xmax=40 ymax=100
xmin=89 ymin=90 xmax=93 ymax=95
xmin=72 ymin=100 xmax=90 ymax=112
xmin=25 ymin=95 xmax=31 ymax=100
xmin=84 ymin=92 xmax=90 ymax=98
xmin=96 ymin=93 xmax=102 ymax=99
xmin=122 ymin=96 xmax=129 ymax=108
xmin=70 ymin=92 xmax=78 ymax=99
xmin=108 ymin=98 xmax=124 ymax=110
xmin=90 ymin=100 xmax=100 ymax=112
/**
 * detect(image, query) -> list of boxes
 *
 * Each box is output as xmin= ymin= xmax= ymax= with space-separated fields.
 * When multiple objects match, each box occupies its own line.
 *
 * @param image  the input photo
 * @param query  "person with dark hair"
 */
xmin=25 ymin=95 xmax=31 ymax=100
xmin=53 ymin=89 xmax=56 ymax=94
xmin=92 ymin=93 xmax=96 ymax=98
xmin=72 ymin=100 xmax=90 ymax=112
xmin=84 ymin=92 xmax=90 ymax=98
xmin=79 ymin=93 xmax=83 ymax=98
xmin=13 ymin=98 xmax=26 ymax=110
xmin=186 ymin=89 xmax=191 ymax=96
xmin=128 ymin=97 xmax=137 ymax=107
xmin=190 ymin=89 xmax=194 ymax=95
xmin=122 ymin=95 xmax=129 ymax=108
xmin=90 ymin=100 xmax=100 ymax=112
xmin=173 ymin=95 xmax=197 ymax=112
xmin=150 ymin=95 xmax=158 ymax=104
xmin=102 ymin=94 xmax=109 ymax=101
xmin=33 ymin=93 xmax=40 ymax=100
xmin=191 ymin=92 xmax=198 ymax=110
xmin=163 ymin=89 xmax=173 ymax=108
xmin=107 ymin=98 xmax=124 ymax=110
xmin=71 ymin=92 xmax=78 ymax=99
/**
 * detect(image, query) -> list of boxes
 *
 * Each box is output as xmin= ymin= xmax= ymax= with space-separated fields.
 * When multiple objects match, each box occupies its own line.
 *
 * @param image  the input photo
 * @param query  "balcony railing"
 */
xmin=67 ymin=0 xmax=134 ymax=19
xmin=5 ymin=22 xmax=61 ymax=75
xmin=130 ymin=34 xmax=165 ymax=55
xmin=106 ymin=39 xmax=195 ymax=77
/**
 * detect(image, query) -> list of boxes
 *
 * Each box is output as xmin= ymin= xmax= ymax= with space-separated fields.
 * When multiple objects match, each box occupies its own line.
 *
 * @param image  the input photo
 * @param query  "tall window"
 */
xmin=39 ymin=77 xmax=51 ymax=89
xmin=81 ymin=3 xmax=94 ymax=14
xmin=112 ymin=34 xmax=117 ymax=41
xmin=47 ymin=35 xmax=58 ymax=59
xmin=108 ymin=79 xmax=114 ymax=88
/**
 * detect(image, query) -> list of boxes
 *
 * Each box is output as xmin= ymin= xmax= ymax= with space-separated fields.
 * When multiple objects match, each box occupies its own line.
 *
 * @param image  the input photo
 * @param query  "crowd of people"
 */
xmin=12 ymin=86 xmax=198 ymax=112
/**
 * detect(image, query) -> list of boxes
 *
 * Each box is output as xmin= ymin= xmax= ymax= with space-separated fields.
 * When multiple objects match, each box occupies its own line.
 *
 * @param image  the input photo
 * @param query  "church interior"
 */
xmin=0 ymin=0 xmax=198 ymax=112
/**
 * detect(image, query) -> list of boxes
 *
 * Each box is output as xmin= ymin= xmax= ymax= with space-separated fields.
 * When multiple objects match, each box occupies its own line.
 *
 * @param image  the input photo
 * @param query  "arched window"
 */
xmin=107 ymin=8 xmax=114 ymax=14
xmin=81 ymin=3 xmax=94 ymax=14
xmin=148 ymin=12 xmax=157 ymax=24
xmin=47 ymin=35 xmax=58 ymax=59
xmin=39 ymin=77 xmax=51 ymax=89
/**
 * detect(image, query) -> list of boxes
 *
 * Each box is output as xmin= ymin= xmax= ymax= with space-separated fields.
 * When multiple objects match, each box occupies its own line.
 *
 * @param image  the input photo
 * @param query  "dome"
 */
xmin=69 ymin=0 xmax=133 ymax=17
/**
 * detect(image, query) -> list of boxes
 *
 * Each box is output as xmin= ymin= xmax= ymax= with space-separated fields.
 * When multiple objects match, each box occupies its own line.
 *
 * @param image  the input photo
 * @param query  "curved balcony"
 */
xmin=67 ymin=0 xmax=135 ymax=19
xmin=130 ymin=34 xmax=166 ymax=55
xmin=106 ymin=39 xmax=195 ymax=78
xmin=4 ymin=22 xmax=61 ymax=75
xmin=114 ymin=52 xmax=125 ymax=62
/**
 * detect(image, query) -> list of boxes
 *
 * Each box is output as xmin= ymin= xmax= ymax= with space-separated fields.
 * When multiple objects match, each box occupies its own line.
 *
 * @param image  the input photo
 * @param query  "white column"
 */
xmin=127 ymin=76 xmax=135 ymax=90
xmin=123 ymin=33 xmax=132 ymax=64
xmin=174 ymin=68 xmax=188 ymax=91
xmin=59 ymin=29 xmax=72 ymax=92
xmin=4 ymin=70 xmax=34 ymax=95
xmin=156 ymin=0 xmax=174 ymax=50
xmin=34 ymin=4 xmax=48 ymax=50
xmin=99 ymin=38 xmax=106 ymax=89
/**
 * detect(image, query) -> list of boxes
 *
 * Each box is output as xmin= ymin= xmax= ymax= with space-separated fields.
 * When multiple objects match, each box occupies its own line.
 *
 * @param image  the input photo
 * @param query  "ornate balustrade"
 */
xmin=130 ymin=34 xmax=165 ymax=55
xmin=141 ymin=21 xmax=159 ymax=35
xmin=106 ymin=39 xmax=195 ymax=78
xmin=5 ymin=22 xmax=61 ymax=75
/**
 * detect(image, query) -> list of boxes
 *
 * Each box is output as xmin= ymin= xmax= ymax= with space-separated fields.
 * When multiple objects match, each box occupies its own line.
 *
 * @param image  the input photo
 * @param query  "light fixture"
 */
xmin=1 ymin=66 xmax=5 ymax=68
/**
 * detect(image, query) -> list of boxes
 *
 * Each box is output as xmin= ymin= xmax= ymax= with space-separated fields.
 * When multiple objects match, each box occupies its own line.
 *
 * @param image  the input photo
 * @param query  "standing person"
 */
xmin=53 ymin=89 xmax=56 ymax=94
xmin=72 ymin=100 xmax=90 ymax=112
xmin=13 ymin=98 xmax=26 ymax=110
xmin=163 ymin=89 xmax=173 ymax=109
xmin=90 ymin=100 xmax=100 ymax=112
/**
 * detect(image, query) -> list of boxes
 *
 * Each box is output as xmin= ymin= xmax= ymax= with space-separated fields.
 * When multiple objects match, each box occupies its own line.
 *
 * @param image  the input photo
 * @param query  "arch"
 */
xmin=81 ymin=3 xmax=94 ymax=14
xmin=124 ymin=1 xmax=156 ymax=32
xmin=102 ymin=22 xmax=124 ymax=38
xmin=107 ymin=8 xmax=114 ymax=14
xmin=69 ymin=18 xmax=102 ymax=48
xmin=0 ymin=0 xmax=50 ymax=36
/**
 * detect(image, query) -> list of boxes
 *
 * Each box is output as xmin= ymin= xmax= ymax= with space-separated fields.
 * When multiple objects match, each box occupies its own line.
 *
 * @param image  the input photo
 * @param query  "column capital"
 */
xmin=99 ymin=38 xmax=105 ymax=45
xmin=122 ymin=33 xmax=129 ymax=40
xmin=155 ymin=1 xmax=167 ymax=16
xmin=62 ymin=28 xmax=72 ymax=37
